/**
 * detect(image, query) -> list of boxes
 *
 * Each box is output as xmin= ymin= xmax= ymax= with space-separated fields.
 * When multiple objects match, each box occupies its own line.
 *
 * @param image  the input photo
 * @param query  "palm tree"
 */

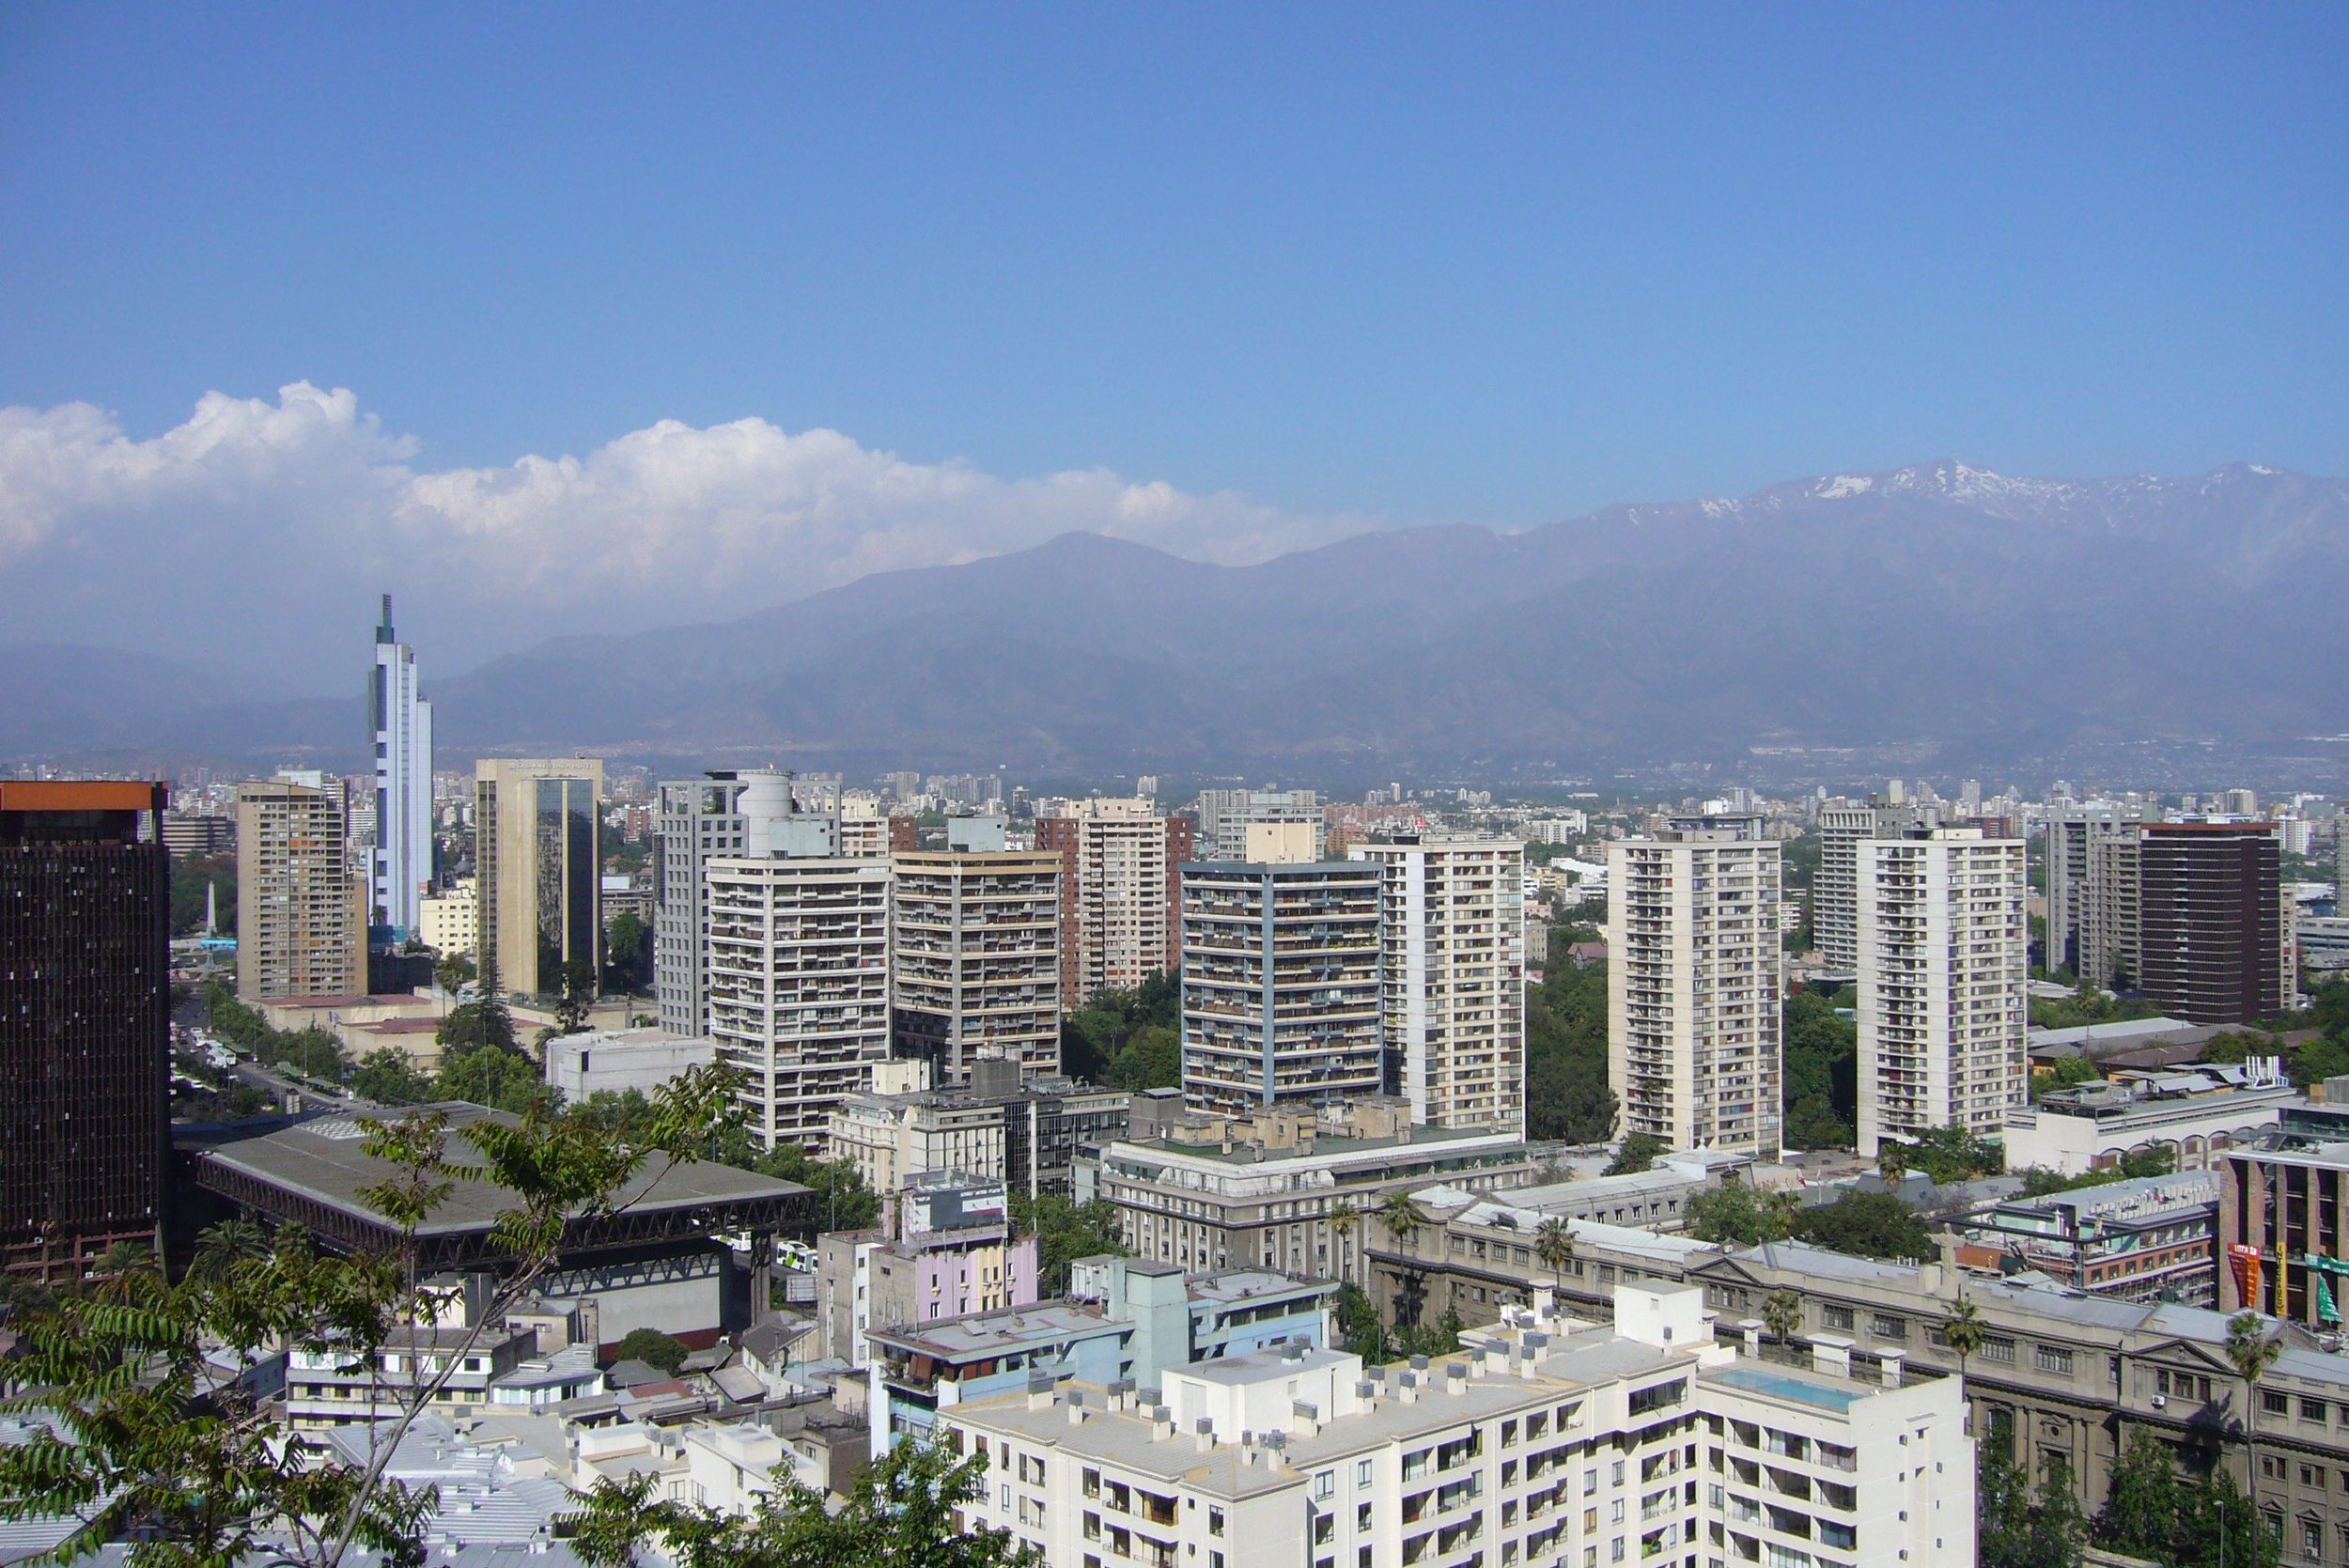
xmin=2228 ymin=1311 xmax=2281 ymax=1514
xmin=191 ymin=1217 xmax=272 ymax=1281
xmin=1329 ymin=1201 xmax=1361 ymax=1287
xmin=1942 ymin=1298 xmax=1986 ymax=1394
xmin=1877 ymin=1140 xmax=1909 ymax=1185
xmin=1763 ymin=1289 xmax=1804 ymax=1358
xmin=1533 ymin=1218 xmax=1575 ymax=1316
xmin=1378 ymin=1190 xmax=1428 ymax=1327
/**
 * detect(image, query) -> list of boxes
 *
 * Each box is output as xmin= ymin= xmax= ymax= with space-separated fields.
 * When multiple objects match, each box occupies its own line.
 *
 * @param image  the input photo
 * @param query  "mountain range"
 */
xmin=8 ymin=459 xmax=2347 ymax=781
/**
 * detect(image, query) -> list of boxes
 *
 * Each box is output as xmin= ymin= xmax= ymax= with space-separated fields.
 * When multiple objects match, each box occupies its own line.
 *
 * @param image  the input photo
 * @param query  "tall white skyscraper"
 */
xmin=1349 ymin=833 xmax=1525 ymax=1131
xmin=1606 ymin=815 xmax=1784 ymax=1159
xmin=1856 ymin=826 xmax=2028 ymax=1157
xmin=369 ymin=595 xmax=433 ymax=939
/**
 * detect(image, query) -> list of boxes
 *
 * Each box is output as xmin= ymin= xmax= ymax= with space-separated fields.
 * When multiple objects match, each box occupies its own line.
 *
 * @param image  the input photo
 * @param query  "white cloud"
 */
xmin=0 ymin=384 xmax=1373 ymax=681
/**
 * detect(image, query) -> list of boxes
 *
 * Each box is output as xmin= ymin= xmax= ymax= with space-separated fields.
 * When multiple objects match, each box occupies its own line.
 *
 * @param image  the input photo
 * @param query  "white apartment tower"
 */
xmin=1350 ymin=834 xmax=1525 ymax=1131
xmin=1607 ymin=815 xmax=1784 ymax=1159
xmin=656 ymin=769 xmax=839 ymax=1036
xmin=1856 ymin=826 xmax=2029 ymax=1157
xmin=369 ymin=595 xmax=433 ymax=937
xmin=705 ymin=854 xmax=889 ymax=1152
xmin=891 ymin=849 xmax=1065 ymax=1084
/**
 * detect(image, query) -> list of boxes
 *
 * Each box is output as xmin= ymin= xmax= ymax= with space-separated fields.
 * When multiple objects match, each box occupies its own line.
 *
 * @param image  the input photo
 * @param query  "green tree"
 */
xmin=433 ymin=951 xmax=477 ymax=994
xmin=1978 ymin=1447 xmax=2087 ymax=1568
xmin=1686 ymin=1181 xmax=1797 ymax=1247
xmin=1377 ymin=1191 xmax=1430 ymax=1327
xmin=1781 ymin=989 xmax=1857 ymax=1147
xmin=1107 ymin=1023 xmax=1181 ymax=1091
xmin=554 ymin=955 xmax=599 ymax=1034
xmin=1791 ymin=1190 xmax=1934 ymax=1263
xmin=568 ymin=1425 xmax=1036 ymax=1568
xmin=435 ymin=1041 xmax=555 ymax=1116
xmin=170 ymin=852 xmax=238 ymax=938
xmin=1525 ymin=957 xmax=1615 ymax=1142
xmin=1330 ymin=1281 xmax=1391 ymax=1362
xmin=2175 ymin=1467 xmax=2279 ymax=1568
xmin=0 ymin=1069 xmax=739 ymax=1568
xmin=1942 ymin=1298 xmax=1985 ymax=1387
xmin=1605 ymin=1132 xmax=1667 ymax=1177
xmin=1532 ymin=1217 xmax=1575 ymax=1311
xmin=1007 ymin=1192 xmax=1127 ymax=1296
xmin=1329 ymin=1201 xmax=1361 ymax=1287
xmin=2229 ymin=1310 xmax=2282 ymax=1525
xmin=2094 ymin=1430 xmax=2186 ymax=1562
xmin=753 ymin=1142 xmax=882 ymax=1233
xmin=351 ymin=1048 xmax=434 ymax=1107
xmin=189 ymin=1218 xmax=273 ymax=1282
xmin=604 ymin=911 xmax=652 ymax=993
xmin=1762 ymin=1289 xmax=1804 ymax=1349
xmin=613 ymin=1327 xmax=691 ymax=1374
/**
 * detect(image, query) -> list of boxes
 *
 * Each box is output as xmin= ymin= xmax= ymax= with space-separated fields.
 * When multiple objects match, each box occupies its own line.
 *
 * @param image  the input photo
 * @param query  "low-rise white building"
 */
xmin=544 ymin=1026 xmax=717 ymax=1101
xmin=943 ymin=1283 xmax=1971 ymax=1568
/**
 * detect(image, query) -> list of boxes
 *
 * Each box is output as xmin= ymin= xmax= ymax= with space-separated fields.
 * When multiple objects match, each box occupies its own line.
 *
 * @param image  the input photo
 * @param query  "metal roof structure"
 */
xmin=191 ymin=1102 xmax=818 ymax=1267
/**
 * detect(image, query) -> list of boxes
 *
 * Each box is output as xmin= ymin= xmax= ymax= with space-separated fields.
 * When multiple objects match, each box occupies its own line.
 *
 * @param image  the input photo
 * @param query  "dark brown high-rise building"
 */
xmin=1 ymin=781 xmax=172 ymax=1281
xmin=2136 ymin=820 xmax=2286 ymax=1026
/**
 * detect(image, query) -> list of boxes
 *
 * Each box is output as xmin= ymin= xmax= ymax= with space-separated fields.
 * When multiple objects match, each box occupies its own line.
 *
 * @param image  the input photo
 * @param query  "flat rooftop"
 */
xmin=193 ymin=1102 xmax=811 ymax=1243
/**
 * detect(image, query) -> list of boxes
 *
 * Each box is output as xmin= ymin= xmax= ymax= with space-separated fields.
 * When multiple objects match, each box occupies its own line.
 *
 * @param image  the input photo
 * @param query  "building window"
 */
xmin=1821 ymin=1305 xmax=1854 ymax=1331
xmin=2305 ymin=1399 xmax=2330 ymax=1422
xmin=2034 ymin=1346 xmax=2073 ymax=1376
xmin=1209 ymin=1508 xmax=1225 ymax=1538
xmin=2265 ymin=1391 xmax=2293 ymax=1417
xmin=1358 ymin=1460 xmax=1374 ymax=1488
xmin=1871 ymin=1315 xmax=1906 ymax=1343
xmin=1316 ymin=1471 xmax=1335 ymax=1501
xmin=1981 ymin=1338 xmax=2015 ymax=1365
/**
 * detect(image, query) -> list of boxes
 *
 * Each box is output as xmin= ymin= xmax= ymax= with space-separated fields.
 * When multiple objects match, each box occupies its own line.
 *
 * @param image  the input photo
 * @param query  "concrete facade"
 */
xmin=1606 ymin=816 xmax=1784 ymax=1160
xmin=1349 ymin=835 xmax=1526 ymax=1133
xmin=892 ymin=849 xmax=1064 ymax=1083
xmin=236 ymin=777 xmax=366 ymax=1003
xmin=1179 ymin=860 xmax=1384 ymax=1117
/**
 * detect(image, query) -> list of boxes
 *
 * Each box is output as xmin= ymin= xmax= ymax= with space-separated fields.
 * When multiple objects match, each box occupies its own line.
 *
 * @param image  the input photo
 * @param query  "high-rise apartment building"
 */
xmin=1349 ymin=834 xmax=1525 ymax=1131
xmin=1606 ymin=815 xmax=1784 ymax=1160
xmin=1034 ymin=798 xmax=1192 ymax=1003
xmin=2043 ymin=800 xmax=2152 ymax=981
xmin=1856 ymin=826 xmax=2028 ymax=1157
xmin=705 ymin=855 xmax=891 ymax=1151
xmin=235 ymin=776 xmax=366 ymax=1001
xmin=474 ymin=758 xmax=605 ymax=998
xmin=1812 ymin=799 xmax=1928 ymax=970
xmin=2137 ymin=821 xmax=2289 ymax=1023
xmin=1178 ymin=859 xmax=1384 ymax=1117
xmin=1 ymin=782 xmax=171 ymax=1282
xmin=891 ymin=849 xmax=1063 ymax=1083
xmin=369 ymin=596 xmax=433 ymax=938
xmin=1192 ymin=786 xmax=1321 ymax=862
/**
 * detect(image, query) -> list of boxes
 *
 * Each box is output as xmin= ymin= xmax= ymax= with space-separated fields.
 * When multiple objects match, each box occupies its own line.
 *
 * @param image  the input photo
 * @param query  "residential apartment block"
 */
xmin=892 ymin=848 xmax=1064 ymax=1083
xmin=2138 ymin=821 xmax=2292 ymax=1024
xmin=1855 ymin=827 xmax=2027 ymax=1157
xmin=1606 ymin=815 xmax=1783 ymax=1160
xmin=1035 ymin=798 xmax=1192 ymax=1002
xmin=704 ymin=854 xmax=891 ymax=1152
xmin=236 ymin=775 xmax=366 ymax=1002
xmin=1179 ymin=859 xmax=1384 ymax=1117
xmin=945 ymin=1283 xmax=1971 ymax=1568
xmin=656 ymin=769 xmax=839 ymax=1036
xmin=1193 ymin=786 xmax=1322 ymax=862
xmin=1349 ymin=834 xmax=1526 ymax=1132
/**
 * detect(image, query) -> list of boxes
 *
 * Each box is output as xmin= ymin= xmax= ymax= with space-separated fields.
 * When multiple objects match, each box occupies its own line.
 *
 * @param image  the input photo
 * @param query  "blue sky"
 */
xmin=2 ymin=4 xmax=2344 ymax=675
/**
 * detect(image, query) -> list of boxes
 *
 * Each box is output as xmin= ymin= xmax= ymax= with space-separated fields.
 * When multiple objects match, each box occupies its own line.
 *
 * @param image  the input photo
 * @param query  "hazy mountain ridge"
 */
xmin=7 ymin=460 xmax=2346 ymax=775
